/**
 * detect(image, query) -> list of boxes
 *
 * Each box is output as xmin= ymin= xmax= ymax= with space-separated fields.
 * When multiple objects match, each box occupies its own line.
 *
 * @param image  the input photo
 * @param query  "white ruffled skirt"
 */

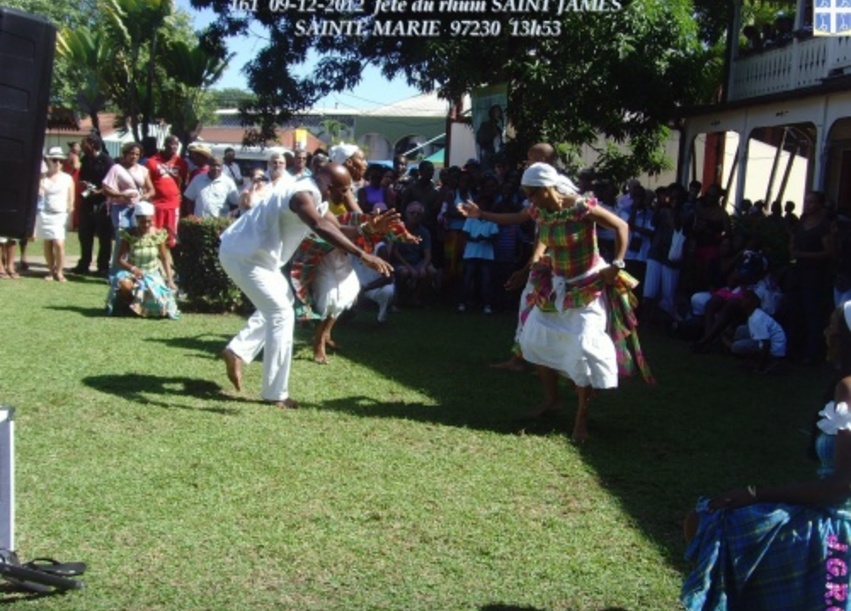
xmin=313 ymin=249 xmax=360 ymax=319
xmin=519 ymin=294 xmax=618 ymax=389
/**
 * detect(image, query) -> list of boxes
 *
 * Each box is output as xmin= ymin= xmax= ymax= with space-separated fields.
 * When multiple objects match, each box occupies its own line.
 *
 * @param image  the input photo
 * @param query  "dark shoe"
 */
xmin=70 ymin=265 xmax=89 ymax=275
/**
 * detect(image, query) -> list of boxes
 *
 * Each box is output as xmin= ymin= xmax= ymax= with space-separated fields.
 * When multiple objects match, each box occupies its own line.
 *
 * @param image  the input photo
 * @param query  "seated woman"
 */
xmin=682 ymin=301 xmax=851 ymax=610
xmin=106 ymin=202 xmax=179 ymax=319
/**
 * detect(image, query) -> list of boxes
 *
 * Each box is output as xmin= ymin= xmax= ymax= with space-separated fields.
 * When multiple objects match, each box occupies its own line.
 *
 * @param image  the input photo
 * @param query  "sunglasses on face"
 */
xmin=46 ymin=158 xmax=62 ymax=163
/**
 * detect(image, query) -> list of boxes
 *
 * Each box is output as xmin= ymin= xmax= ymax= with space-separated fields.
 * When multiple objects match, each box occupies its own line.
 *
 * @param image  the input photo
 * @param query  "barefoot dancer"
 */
xmin=218 ymin=164 xmax=394 ymax=408
xmin=463 ymin=163 xmax=653 ymax=442
xmin=489 ymin=143 xmax=565 ymax=374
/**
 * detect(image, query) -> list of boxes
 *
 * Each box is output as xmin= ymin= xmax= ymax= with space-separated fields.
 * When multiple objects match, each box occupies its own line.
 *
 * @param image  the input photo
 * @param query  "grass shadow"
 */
xmin=44 ymin=305 xmax=105 ymax=318
xmin=301 ymin=305 xmax=835 ymax=577
xmin=145 ymin=333 xmax=233 ymax=358
xmin=82 ymin=373 xmax=251 ymax=414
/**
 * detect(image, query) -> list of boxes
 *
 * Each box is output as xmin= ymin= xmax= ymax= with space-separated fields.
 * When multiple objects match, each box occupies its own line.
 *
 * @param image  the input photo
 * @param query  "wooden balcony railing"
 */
xmin=728 ymin=35 xmax=851 ymax=101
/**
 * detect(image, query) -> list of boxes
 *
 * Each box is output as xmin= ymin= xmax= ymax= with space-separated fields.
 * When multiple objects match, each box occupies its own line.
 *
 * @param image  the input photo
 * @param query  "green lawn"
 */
xmin=0 ymin=273 xmax=833 ymax=610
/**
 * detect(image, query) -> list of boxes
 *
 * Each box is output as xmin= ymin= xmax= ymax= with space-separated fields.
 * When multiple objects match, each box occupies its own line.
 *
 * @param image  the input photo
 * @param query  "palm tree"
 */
xmin=56 ymin=27 xmax=114 ymax=135
xmin=319 ymin=118 xmax=347 ymax=145
xmin=159 ymin=40 xmax=233 ymax=146
xmin=100 ymin=0 xmax=175 ymax=142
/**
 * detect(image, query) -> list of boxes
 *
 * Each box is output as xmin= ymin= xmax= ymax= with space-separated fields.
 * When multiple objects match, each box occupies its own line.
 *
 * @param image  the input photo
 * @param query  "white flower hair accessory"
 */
xmin=817 ymin=401 xmax=851 ymax=435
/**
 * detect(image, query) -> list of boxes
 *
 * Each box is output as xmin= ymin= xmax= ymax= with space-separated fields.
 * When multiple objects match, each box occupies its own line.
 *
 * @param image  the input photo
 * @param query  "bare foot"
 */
xmin=571 ymin=410 xmax=589 ymax=444
xmin=490 ymin=357 xmax=526 ymax=372
xmin=56 ymin=274 xmax=67 ymax=283
xmin=325 ymin=338 xmax=340 ymax=351
xmin=313 ymin=354 xmax=329 ymax=365
xmin=44 ymin=274 xmax=54 ymax=281
xmin=524 ymin=401 xmax=560 ymax=419
xmin=221 ymin=348 xmax=243 ymax=391
xmin=270 ymin=398 xmax=299 ymax=409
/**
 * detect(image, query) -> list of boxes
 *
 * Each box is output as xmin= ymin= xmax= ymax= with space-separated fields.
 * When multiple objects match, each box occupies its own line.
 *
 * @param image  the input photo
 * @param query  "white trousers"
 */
xmin=363 ymin=284 xmax=395 ymax=322
xmin=643 ymin=259 xmax=680 ymax=315
xmin=220 ymin=253 xmax=294 ymax=402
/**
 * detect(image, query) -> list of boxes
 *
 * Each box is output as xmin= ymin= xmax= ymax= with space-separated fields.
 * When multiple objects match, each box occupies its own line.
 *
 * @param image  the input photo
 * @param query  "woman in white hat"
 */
xmin=107 ymin=200 xmax=178 ymax=318
xmin=463 ymin=162 xmax=652 ymax=442
xmin=37 ymin=146 xmax=75 ymax=282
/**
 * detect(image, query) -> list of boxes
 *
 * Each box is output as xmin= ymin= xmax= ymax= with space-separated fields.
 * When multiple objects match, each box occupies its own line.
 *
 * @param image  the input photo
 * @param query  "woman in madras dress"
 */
xmin=682 ymin=301 xmax=851 ymax=611
xmin=107 ymin=202 xmax=179 ymax=319
xmin=462 ymin=162 xmax=652 ymax=442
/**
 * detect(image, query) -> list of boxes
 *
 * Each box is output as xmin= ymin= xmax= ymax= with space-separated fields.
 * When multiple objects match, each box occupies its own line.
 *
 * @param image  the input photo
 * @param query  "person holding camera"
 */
xmin=236 ymin=167 xmax=271 ymax=217
xmin=73 ymin=135 xmax=114 ymax=277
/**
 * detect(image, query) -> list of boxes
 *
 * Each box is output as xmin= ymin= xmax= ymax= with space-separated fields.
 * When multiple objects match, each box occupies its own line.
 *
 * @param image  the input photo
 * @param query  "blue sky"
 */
xmin=177 ymin=0 xmax=421 ymax=109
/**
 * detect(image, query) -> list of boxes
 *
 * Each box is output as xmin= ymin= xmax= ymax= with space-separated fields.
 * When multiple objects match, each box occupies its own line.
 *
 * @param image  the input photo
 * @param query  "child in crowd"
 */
xmin=458 ymin=196 xmax=499 ymax=314
xmin=728 ymin=289 xmax=787 ymax=372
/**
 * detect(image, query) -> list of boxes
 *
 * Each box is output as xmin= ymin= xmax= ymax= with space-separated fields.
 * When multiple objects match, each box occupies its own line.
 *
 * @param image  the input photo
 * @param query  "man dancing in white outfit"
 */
xmin=218 ymin=164 xmax=394 ymax=408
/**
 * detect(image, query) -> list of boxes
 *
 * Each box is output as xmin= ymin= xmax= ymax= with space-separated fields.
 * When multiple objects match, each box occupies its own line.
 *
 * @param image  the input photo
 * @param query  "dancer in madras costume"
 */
xmin=289 ymin=189 xmax=420 ymax=362
xmin=462 ymin=163 xmax=652 ymax=443
xmin=681 ymin=301 xmax=851 ymax=611
xmin=107 ymin=202 xmax=179 ymax=319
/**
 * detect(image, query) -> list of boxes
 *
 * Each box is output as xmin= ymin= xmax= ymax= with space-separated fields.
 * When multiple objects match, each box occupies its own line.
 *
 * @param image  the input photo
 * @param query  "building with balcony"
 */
xmin=677 ymin=0 xmax=851 ymax=212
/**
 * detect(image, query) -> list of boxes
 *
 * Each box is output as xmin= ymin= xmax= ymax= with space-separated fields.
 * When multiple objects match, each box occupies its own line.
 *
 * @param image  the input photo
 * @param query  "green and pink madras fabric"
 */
xmin=525 ymin=261 xmax=654 ymax=384
xmin=289 ymin=211 xmax=418 ymax=318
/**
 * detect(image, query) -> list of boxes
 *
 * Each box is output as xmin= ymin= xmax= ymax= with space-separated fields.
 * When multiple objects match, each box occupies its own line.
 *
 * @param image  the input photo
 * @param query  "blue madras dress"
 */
xmin=682 ymin=400 xmax=851 ymax=610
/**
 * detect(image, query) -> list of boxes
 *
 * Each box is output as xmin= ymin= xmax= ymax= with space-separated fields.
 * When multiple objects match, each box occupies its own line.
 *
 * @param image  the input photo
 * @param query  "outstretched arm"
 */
xmin=290 ymin=191 xmax=392 ymax=276
xmin=458 ymin=201 xmax=532 ymax=226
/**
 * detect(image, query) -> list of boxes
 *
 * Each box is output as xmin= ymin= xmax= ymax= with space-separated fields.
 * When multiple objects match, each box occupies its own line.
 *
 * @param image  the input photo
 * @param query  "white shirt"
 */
xmin=184 ymin=173 xmax=239 ymax=218
xmin=219 ymin=178 xmax=325 ymax=271
xmin=747 ymin=308 xmax=787 ymax=357
xmin=625 ymin=207 xmax=655 ymax=262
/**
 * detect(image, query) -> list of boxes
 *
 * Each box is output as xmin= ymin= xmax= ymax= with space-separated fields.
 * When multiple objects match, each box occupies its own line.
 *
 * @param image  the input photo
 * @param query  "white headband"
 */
xmin=521 ymin=163 xmax=579 ymax=195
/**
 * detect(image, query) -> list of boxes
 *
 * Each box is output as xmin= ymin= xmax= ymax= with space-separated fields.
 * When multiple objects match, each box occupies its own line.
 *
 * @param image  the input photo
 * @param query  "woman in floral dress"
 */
xmin=107 ymin=202 xmax=179 ymax=319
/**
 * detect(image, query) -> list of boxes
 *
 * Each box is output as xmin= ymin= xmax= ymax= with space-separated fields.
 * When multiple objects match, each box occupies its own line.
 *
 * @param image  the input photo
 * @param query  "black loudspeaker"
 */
xmin=0 ymin=8 xmax=55 ymax=240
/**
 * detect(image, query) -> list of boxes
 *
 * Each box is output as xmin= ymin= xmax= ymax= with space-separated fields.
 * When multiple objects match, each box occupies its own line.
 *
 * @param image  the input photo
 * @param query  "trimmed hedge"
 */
xmin=175 ymin=216 xmax=249 ymax=313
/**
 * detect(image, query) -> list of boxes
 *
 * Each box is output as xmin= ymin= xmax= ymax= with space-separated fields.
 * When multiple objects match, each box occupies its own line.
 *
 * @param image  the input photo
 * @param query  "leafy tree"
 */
xmin=53 ymin=0 xmax=230 ymax=148
xmin=191 ymin=0 xmax=725 ymax=181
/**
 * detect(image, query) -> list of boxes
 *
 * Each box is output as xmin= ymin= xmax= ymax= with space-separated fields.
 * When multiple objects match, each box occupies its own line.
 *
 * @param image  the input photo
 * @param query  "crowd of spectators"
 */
xmin=1 ymin=135 xmax=847 ymax=361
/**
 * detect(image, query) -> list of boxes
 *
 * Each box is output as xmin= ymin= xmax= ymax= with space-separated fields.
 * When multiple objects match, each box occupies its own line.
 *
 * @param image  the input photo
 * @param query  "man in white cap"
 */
xmin=218 ymin=163 xmax=395 ymax=409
